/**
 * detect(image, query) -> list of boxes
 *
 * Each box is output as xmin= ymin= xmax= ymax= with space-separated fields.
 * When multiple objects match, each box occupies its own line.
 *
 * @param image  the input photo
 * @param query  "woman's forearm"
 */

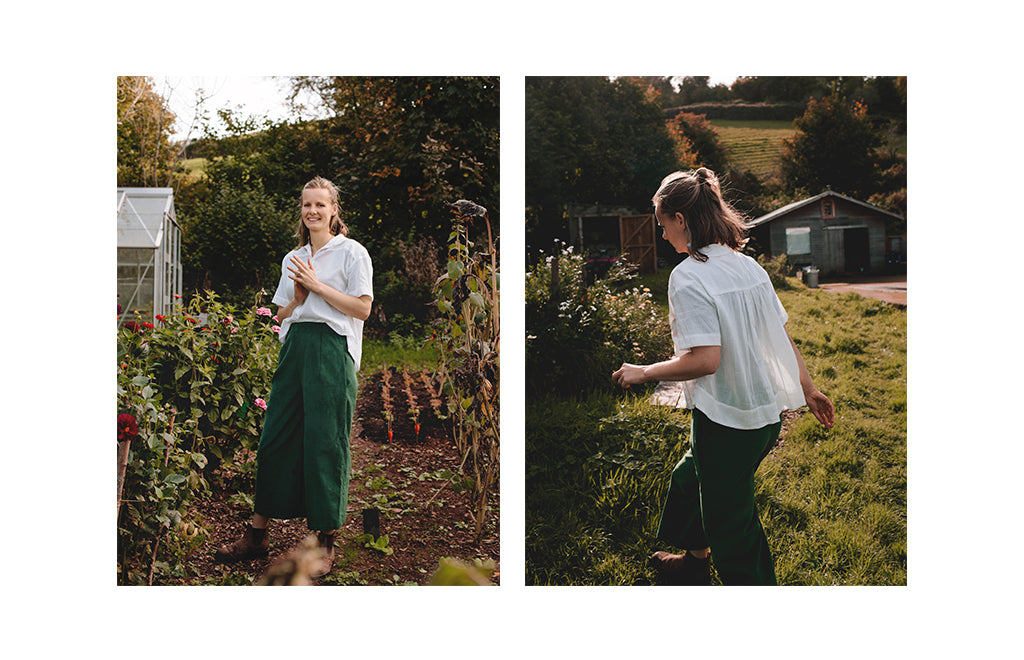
xmin=785 ymin=329 xmax=816 ymax=393
xmin=310 ymin=281 xmax=372 ymax=321
xmin=643 ymin=346 xmax=720 ymax=382
xmin=276 ymin=297 xmax=300 ymax=323
xmin=613 ymin=345 xmax=720 ymax=388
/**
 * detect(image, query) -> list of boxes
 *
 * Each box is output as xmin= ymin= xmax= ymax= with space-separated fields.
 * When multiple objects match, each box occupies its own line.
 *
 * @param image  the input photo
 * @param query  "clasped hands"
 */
xmin=287 ymin=255 xmax=320 ymax=303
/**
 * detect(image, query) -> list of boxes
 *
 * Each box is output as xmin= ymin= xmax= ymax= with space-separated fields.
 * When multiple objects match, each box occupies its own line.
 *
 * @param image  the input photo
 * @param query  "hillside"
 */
xmin=710 ymin=119 xmax=797 ymax=183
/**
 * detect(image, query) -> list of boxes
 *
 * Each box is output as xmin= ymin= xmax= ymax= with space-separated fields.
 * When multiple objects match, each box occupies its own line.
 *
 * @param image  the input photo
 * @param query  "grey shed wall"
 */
xmin=758 ymin=196 xmax=889 ymax=275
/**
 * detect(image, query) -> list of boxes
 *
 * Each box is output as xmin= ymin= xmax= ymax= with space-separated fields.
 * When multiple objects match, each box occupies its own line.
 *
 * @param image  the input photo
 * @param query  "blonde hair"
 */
xmin=296 ymin=176 xmax=348 ymax=247
xmin=652 ymin=167 xmax=747 ymax=262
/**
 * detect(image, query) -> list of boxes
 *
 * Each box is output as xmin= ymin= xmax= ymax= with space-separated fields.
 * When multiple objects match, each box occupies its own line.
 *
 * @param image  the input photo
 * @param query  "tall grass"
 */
xmin=525 ymin=278 xmax=907 ymax=585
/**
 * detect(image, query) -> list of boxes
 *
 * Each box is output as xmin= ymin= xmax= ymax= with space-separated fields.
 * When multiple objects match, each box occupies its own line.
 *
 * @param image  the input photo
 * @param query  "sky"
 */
xmin=156 ymin=76 xmax=325 ymax=141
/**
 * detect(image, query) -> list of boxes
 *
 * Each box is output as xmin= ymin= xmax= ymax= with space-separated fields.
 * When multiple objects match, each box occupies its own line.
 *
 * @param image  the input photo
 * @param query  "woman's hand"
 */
xmin=612 ymin=363 xmax=648 ymax=388
xmin=293 ymin=279 xmax=309 ymax=305
xmin=287 ymin=256 xmax=320 ymax=299
xmin=803 ymin=386 xmax=835 ymax=430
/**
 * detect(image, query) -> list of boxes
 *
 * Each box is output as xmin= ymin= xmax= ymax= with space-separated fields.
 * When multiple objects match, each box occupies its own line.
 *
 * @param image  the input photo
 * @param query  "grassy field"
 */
xmin=710 ymin=119 xmax=796 ymax=183
xmin=525 ymin=277 xmax=907 ymax=585
xmin=181 ymin=157 xmax=209 ymax=182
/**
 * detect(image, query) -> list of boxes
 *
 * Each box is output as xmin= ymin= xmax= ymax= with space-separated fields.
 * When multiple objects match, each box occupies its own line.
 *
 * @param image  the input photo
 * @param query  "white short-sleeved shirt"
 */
xmin=668 ymin=244 xmax=805 ymax=429
xmin=272 ymin=234 xmax=374 ymax=371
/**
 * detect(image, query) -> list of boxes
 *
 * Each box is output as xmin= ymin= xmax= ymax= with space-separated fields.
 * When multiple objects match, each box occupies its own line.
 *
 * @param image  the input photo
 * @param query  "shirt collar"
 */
xmin=693 ymin=243 xmax=733 ymax=258
xmin=303 ymin=233 xmax=348 ymax=257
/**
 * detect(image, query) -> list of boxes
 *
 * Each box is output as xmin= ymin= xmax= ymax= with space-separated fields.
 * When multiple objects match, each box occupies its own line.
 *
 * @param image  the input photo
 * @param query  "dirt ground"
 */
xmin=815 ymin=274 xmax=907 ymax=308
xmin=191 ymin=368 xmax=499 ymax=586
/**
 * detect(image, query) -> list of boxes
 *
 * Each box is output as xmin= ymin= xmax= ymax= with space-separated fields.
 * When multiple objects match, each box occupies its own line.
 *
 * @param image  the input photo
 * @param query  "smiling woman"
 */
xmin=214 ymin=175 xmax=374 ymax=579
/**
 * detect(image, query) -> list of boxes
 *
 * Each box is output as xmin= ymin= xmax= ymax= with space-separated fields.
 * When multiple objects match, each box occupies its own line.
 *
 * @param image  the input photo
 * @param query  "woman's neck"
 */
xmin=309 ymin=230 xmax=334 ymax=255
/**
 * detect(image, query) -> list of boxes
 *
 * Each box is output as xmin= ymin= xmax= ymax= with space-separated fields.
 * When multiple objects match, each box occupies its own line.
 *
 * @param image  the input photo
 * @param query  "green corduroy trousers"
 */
xmin=254 ymin=323 xmax=357 ymax=531
xmin=656 ymin=408 xmax=782 ymax=586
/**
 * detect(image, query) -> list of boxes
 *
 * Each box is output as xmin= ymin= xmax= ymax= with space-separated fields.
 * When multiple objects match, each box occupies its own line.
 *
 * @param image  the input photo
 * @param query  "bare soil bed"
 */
xmin=189 ymin=368 xmax=499 ymax=586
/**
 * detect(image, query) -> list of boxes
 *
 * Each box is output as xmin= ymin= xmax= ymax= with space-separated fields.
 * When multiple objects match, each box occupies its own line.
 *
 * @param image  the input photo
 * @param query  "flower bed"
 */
xmin=116 ymin=291 xmax=281 ymax=584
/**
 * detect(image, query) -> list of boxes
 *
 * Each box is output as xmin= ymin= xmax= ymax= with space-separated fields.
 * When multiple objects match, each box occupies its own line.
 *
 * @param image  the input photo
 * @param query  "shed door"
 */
xmin=844 ymin=227 xmax=870 ymax=273
xmin=620 ymin=214 xmax=657 ymax=274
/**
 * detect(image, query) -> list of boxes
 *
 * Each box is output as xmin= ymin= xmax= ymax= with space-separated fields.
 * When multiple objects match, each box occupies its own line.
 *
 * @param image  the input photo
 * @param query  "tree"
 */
xmin=780 ymin=94 xmax=882 ymax=198
xmin=665 ymin=111 xmax=729 ymax=173
xmin=525 ymin=77 xmax=678 ymax=247
xmin=281 ymin=77 xmax=499 ymax=239
xmin=731 ymin=76 xmax=828 ymax=104
xmin=179 ymin=182 xmax=295 ymax=301
xmin=117 ymin=76 xmax=177 ymax=187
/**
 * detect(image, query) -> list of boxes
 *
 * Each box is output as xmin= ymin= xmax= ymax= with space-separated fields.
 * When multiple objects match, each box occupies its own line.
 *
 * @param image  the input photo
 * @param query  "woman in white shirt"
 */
xmin=215 ymin=176 xmax=373 ymax=579
xmin=613 ymin=168 xmax=833 ymax=585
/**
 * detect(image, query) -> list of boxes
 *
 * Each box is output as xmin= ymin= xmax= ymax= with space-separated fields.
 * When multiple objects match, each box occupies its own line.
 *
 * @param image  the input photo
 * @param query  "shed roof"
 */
xmin=747 ymin=190 xmax=903 ymax=229
xmin=117 ymin=187 xmax=178 ymax=249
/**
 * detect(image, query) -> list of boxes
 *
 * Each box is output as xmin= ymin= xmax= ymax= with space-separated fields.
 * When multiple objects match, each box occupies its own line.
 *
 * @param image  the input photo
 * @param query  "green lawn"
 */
xmin=525 ymin=277 xmax=907 ymax=585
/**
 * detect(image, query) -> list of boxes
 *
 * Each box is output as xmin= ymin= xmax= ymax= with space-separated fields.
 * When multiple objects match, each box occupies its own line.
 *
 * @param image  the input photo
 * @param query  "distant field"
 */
xmin=710 ymin=119 xmax=796 ymax=183
xmin=710 ymin=118 xmax=906 ymax=182
xmin=182 ymin=157 xmax=209 ymax=181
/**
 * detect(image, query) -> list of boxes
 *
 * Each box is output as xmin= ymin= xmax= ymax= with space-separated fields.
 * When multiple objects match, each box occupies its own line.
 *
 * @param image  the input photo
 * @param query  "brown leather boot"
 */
xmin=649 ymin=550 xmax=711 ymax=586
xmin=214 ymin=523 xmax=269 ymax=562
xmin=311 ymin=530 xmax=339 ymax=578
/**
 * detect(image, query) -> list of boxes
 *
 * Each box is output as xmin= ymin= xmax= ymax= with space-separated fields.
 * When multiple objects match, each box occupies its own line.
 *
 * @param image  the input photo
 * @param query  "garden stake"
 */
xmin=362 ymin=508 xmax=381 ymax=540
xmin=117 ymin=439 xmax=131 ymax=517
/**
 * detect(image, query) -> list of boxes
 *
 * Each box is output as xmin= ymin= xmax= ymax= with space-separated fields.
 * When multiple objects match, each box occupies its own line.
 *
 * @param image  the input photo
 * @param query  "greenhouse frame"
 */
xmin=117 ymin=188 xmax=182 ymax=325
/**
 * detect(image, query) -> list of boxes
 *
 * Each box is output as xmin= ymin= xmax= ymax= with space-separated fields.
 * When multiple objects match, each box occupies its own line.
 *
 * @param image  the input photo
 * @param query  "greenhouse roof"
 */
xmin=117 ymin=187 xmax=178 ymax=249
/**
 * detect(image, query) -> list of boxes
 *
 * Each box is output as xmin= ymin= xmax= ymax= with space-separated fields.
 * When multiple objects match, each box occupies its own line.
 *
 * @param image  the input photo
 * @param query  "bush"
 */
xmin=756 ymin=253 xmax=793 ymax=290
xmin=526 ymin=245 xmax=673 ymax=395
xmin=117 ymin=291 xmax=282 ymax=584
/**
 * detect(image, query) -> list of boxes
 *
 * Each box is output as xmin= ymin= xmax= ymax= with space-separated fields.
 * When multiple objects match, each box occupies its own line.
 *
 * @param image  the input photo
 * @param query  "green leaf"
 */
xmin=231 ymin=367 xmax=248 ymax=376
xmin=164 ymin=473 xmax=186 ymax=485
xmin=131 ymin=375 xmax=150 ymax=387
xmin=447 ymin=260 xmax=464 ymax=279
xmin=468 ymin=292 xmax=485 ymax=309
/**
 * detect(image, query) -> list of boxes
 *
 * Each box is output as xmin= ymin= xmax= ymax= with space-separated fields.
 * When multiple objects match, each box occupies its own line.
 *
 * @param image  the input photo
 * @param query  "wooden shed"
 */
xmin=568 ymin=204 xmax=661 ymax=274
xmin=746 ymin=190 xmax=905 ymax=276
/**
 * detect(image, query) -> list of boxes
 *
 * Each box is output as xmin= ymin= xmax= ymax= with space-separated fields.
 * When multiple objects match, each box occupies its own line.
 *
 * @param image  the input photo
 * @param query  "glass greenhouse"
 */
xmin=117 ymin=188 xmax=182 ymax=325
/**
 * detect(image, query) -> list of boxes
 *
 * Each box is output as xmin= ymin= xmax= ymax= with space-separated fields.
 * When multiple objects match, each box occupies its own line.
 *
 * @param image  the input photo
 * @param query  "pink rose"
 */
xmin=256 ymin=307 xmax=272 ymax=317
xmin=254 ymin=398 xmax=267 ymax=411
xmin=272 ymin=325 xmax=281 ymax=334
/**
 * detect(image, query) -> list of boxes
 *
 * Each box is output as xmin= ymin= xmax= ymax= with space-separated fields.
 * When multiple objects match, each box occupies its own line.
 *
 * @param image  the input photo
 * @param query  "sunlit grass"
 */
xmin=526 ymin=280 xmax=907 ymax=585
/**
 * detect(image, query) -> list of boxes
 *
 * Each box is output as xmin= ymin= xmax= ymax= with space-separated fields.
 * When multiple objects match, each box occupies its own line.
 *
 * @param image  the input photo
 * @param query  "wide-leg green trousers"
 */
xmin=254 ymin=323 xmax=357 ymax=531
xmin=656 ymin=408 xmax=782 ymax=585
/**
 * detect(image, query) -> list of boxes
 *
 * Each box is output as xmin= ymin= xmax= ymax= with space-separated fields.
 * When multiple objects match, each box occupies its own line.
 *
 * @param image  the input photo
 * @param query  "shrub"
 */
xmin=756 ymin=253 xmax=793 ymax=290
xmin=120 ymin=291 xmax=280 ymax=477
xmin=526 ymin=245 xmax=673 ymax=395
xmin=117 ymin=291 xmax=282 ymax=583
xmin=117 ymin=374 xmax=210 ymax=584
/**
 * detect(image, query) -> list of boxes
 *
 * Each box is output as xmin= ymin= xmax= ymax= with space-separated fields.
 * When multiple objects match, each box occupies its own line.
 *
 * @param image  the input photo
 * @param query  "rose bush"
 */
xmin=117 ymin=290 xmax=281 ymax=584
